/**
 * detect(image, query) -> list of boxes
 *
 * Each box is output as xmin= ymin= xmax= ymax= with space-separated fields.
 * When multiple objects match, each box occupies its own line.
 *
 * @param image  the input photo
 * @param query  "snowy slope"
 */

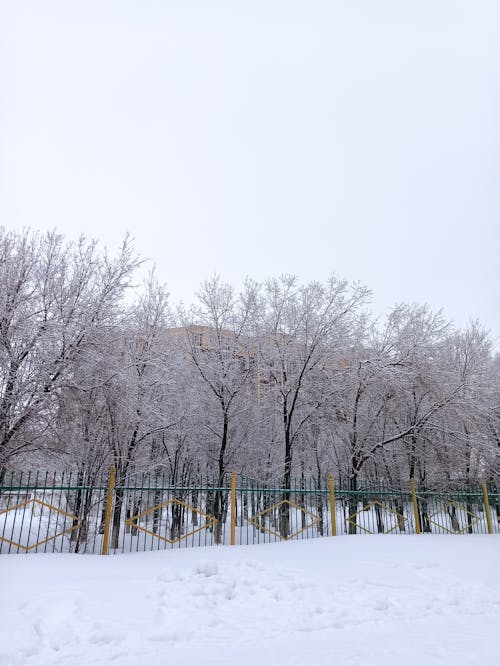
xmin=2 ymin=536 xmax=499 ymax=666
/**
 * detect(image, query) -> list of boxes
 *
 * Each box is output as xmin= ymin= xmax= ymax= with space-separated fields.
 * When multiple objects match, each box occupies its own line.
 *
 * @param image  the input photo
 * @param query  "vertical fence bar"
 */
xmin=101 ymin=468 xmax=116 ymax=555
xmin=328 ymin=475 xmax=336 ymax=537
xmin=482 ymin=482 xmax=493 ymax=535
xmin=230 ymin=471 xmax=237 ymax=546
xmin=410 ymin=479 xmax=421 ymax=535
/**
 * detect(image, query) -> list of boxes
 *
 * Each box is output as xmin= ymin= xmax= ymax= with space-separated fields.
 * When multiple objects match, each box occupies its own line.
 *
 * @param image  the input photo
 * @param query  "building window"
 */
xmin=191 ymin=332 xmax=202 ymax=348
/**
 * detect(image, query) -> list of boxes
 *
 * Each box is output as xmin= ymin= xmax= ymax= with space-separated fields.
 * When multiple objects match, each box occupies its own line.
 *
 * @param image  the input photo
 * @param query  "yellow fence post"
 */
xmin=482 ymin=482 xmax=493 ymax=535
xmin=410 ymin=478 xmax=421 ymax=535
xmin=230 ymin=470 xmax=237 ymax=546
xmin=328 ymin=475 xmax=337 ymax=536
xmin=101 ymin=468 xmax=116 ymax=555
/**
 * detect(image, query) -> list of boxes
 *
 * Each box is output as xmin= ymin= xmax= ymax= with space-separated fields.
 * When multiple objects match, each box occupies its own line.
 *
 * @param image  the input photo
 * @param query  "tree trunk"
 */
xmin=111 ymin=475 xmax=125 ymax=550
xmin=448 ymin=505 xmax=460 ymax=532
xmin=316 ymin=477 xmax=324 ymax=537
xmin=70 ymin=471 xmax=84 ymax=543
xmin=466 ymin=500 xmax=474 ymax=534
xmin=418 ymin=496 xmax=432 ymax=533
xmin=213 ymin=414 xmax=229 ymax=544
xmin=152 ymin=488 xmax=162 ymax=534
xmin=74 ymin=488 xmax=93 ymax=553
xmin=348 ymin=473 xmax=358 ymax=535
xmin=191 ymin=490 xmax=198 ymax=527
xmin=170 ymin=500 xmax=183 ymax=541
xmin=375 ymin=503 xmax=384 ymax=533
xmin=300 ymin=470 xmax=306 ymax=531
xmin=280 ymin=422 xmax=292 ymax=539
xmin=395 ymin=499 xmax=406 ymax=532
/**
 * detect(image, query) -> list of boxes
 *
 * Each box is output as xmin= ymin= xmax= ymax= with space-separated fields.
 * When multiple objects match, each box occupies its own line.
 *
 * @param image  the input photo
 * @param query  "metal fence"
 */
xmin=0 ymin=470 xmax=498 ymax=554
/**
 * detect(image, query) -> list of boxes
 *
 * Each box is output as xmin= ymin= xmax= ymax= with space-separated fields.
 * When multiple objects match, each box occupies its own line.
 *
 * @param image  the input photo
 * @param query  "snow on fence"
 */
xmin=0 ymin=471 xmax=498 ymax=554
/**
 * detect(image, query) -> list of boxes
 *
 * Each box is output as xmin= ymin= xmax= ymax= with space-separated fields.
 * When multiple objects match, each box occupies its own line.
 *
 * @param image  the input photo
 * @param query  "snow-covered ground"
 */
xmin=2 ymin=536 xmax=499 ymax=666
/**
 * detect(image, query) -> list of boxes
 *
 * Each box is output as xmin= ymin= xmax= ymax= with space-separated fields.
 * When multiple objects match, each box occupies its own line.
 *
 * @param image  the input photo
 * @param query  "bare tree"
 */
xmin=177 ymin=276 xmax=258 ymax=542
xmin=103 ymin=276 xmax=177 ymax=548
xmin=255 ymin=274 xmax=368 ymax=536
xmin=0 ymin=228 xmax=138 ymax=472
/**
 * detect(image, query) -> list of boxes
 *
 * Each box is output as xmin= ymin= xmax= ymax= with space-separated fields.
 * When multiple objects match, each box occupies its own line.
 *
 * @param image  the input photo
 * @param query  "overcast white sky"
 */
xmin=1 ymin=1 xmax=499 ymax=339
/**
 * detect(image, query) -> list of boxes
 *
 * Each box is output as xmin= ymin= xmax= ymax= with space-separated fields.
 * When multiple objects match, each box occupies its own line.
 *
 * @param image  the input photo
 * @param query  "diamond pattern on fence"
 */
xmin=0 ymin=498 xmax=80 ymax=551
xmin=125 ymin=498 xmax=217 ymax=544
xmin=347 ymin=501 xmax=407 ymax=534
xmin=428 ymin=501 xmax=480 ymax=534
xmin=247 ymin=499 xmax=321 ymax=540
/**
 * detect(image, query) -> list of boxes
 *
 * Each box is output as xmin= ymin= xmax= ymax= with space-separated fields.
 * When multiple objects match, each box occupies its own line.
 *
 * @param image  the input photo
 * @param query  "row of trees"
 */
xmin=1 ymin=229 xmax=499 ymax=515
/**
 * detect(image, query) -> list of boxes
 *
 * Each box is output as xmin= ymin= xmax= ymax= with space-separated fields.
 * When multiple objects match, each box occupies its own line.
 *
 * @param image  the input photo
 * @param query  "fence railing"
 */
xmin=0 ymin=470 xmax=498 ymax=554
